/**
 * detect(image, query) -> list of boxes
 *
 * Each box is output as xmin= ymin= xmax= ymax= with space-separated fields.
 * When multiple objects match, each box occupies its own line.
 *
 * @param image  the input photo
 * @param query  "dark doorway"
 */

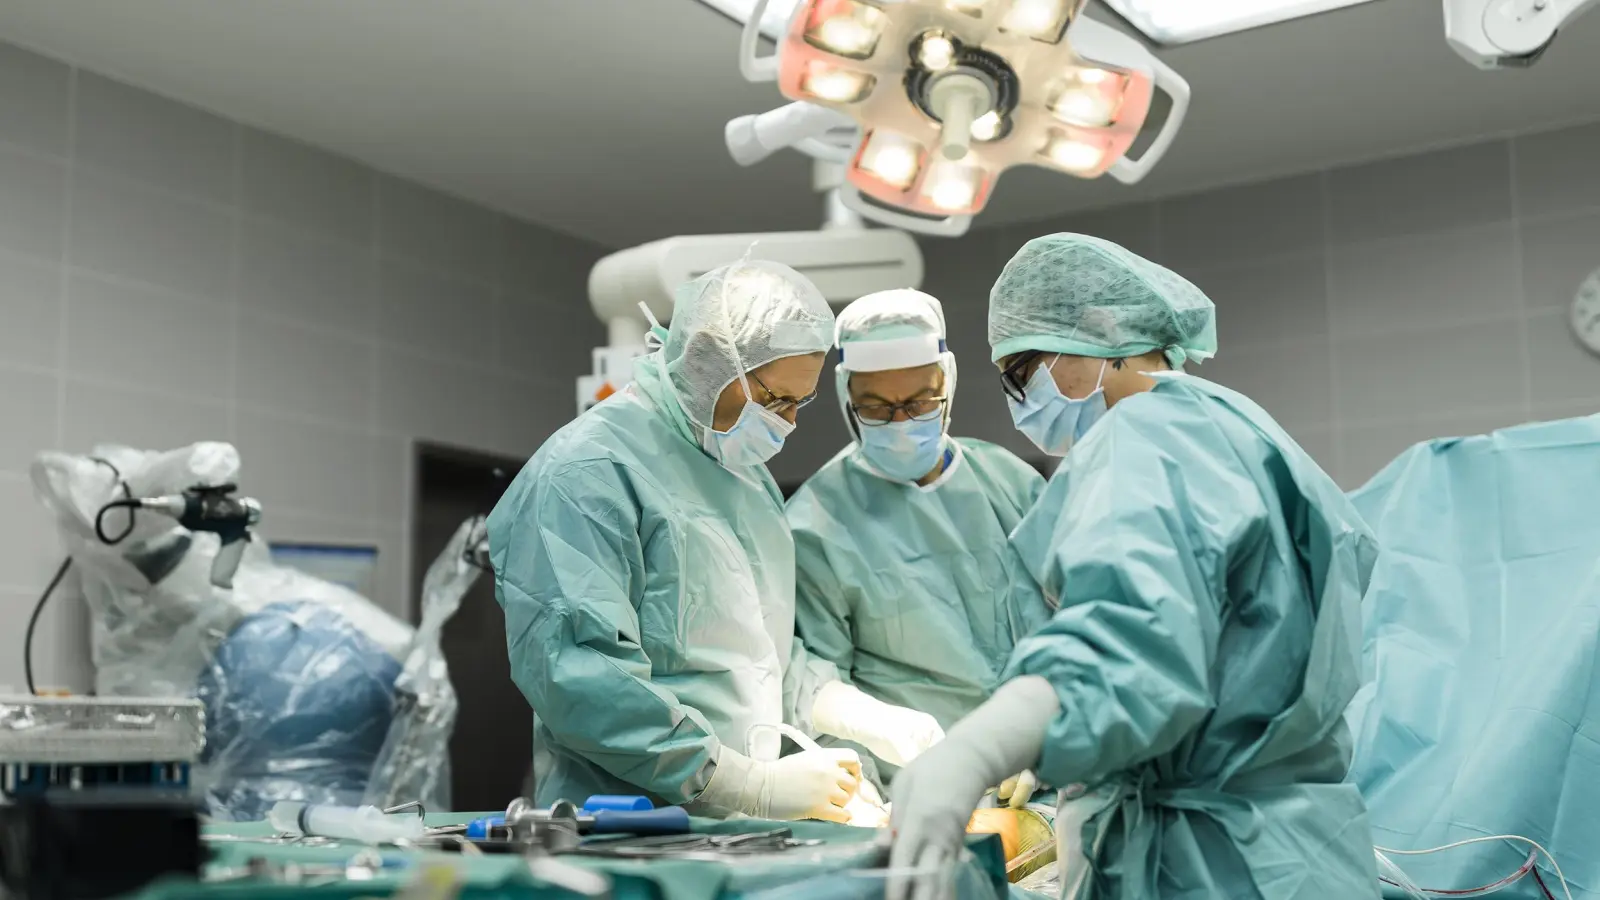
xmin=411 ymin=443 xmax=525 ymax=813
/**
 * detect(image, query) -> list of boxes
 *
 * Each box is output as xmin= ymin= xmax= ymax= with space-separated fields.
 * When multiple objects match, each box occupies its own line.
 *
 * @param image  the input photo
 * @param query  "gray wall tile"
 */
xmin=379 ymin=178 xmax=502 ymax=282
xmin=502 ymin=219 xmax=602 ymax=299
xmin=1338 ymin=406 xmax=1535 ymax=489
xmin=1328 ymin=142 xmax=1512 ymax=244
xmin=0 ymin=365 xmax=58 ymax=475
xmin=238 ymin=218 xmax=375 ymax=332
xmin=1514 ymin=122 xmax=1600 ymax=219
xmin=1158 ymin=175 xmax=1324 ymax=268
xmin=71 ymin=169 xmax=232 ymax=298
xmin=0 ymin=145 xmax=64 ymax=262
xmin=0 ymin=43 xmax=69 ymax=158
xmin=1001 ymin=202 xmax=1161 ymax=262
xmin=236 ymin=310 xmax=376 ymax=425
xmin=74 ymin=72 xmax=234 ymax=204
xmin=378 ymin=259 xmax=497 ymax=359
xmin=1333 ymin=318 xmax=1526 ymax=423
xmin=240 ymin=128 xmax=374 ymax=244
xmin=234 ymin=410 xmax=377 ymax=520
xmin=0 ymin=475 xmax=63 ymax=589
xmin=1192 ymin=340 xmax=1334 ymax=430
xmin=1329 ymin=223 xmax=1519 ymax=336
xmin=61 ymin=379 xmax=232 ymax=450
xmin=1527 ymin=312 xmax=1600 ymax=404
xmin=63 ymin=272 xmax=234 ymax=402
xmin=0 ymin=248 xmax=62 ymax=369
xmin=1520 ymin=211 xmax=1600 ymax=312
xmin=1532 ymin=399 xmax=1599 ymax=422
xmin=377 ymin=346 xmax=502 ymax=450
xmin=498 ymin=288 xmax=604 ymax=382
xmin=1185 ymin=254 xmax=1328 ymax=347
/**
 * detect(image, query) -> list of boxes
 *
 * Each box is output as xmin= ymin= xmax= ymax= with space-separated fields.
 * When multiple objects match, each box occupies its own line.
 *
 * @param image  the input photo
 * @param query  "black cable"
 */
xmin=24 ymin=557 xmax=73 ymax=696
xmin=94 ymin=497 xmax=141 ymax=545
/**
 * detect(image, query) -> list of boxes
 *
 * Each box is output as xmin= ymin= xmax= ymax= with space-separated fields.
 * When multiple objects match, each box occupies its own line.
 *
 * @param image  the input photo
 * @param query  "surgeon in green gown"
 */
xmin=888 ymin=234 xmax=1382 ymax=899
xmin=490 ymin=261 xmax=928 ymax=822
xmin=786 ymin=289 xmax=1053 ymax=798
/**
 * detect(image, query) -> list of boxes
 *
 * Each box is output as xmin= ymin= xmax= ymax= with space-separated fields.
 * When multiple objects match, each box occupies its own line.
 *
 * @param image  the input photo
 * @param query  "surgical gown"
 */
xmin=787 ymin=439 xmax=1053 ymax=758
xmin=1003 ymin=373 xmax=1380 ymax=900
xmin=1347 ymin=414 xmax=1600 ymax=899
xmin=487 ymin=358 xmax=836 ymax=808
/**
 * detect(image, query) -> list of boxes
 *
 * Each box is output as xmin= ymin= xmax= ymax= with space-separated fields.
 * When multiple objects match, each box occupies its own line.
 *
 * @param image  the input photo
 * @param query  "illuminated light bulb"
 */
xmin=805 ymin=0 xmax=887 ymax=59
xmin=970 ymin=110 xmax=1003 ymax=141
xmin=1051 ymin=88 xmax=1116 ymax=127
xmin=1044 ymin=136 xmax=1105 ymax=172
xmin=922 ymin=163 xmax=983 ymax=211
xmin=1078 ymin=67 xmax=1112 ymax=85
xmin=1001 ymin=0 xmax=1069 ymax=40
xmin=917 ymin=33 xmax=957 ymax=71
xmin=858 ymin=131 xmax=925 ymax=189
xmin=801 ymin=63 xmax=876 ymax=103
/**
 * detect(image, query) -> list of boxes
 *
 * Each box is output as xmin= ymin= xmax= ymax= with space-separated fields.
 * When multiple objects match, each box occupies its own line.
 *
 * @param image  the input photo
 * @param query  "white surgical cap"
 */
xmin=834 ymin=289 xmax=957 ymax=432
xmin=988 ymin=233 xmax=1217 ymax=367
xmin=662 ymin=260 xmax=835 ymax=431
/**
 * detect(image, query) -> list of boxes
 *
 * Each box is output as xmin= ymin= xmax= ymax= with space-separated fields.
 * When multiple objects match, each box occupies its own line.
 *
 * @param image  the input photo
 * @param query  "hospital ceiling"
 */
xmin=0 ymin=0 xmax=1597 ymax=250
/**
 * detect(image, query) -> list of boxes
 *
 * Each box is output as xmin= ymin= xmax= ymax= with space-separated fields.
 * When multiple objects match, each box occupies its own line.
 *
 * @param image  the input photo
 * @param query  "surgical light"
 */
xmin=1042 ymin=132 xmax=1107 ymax=173
xmin=857 ymin=130 xmax=924 ymax=189
xmin=801 ymin=62 xmax=877 ymax=103
xmin=728 ymin=0 xmax=1190 ymax=237
xmin=1048 ymin=70 xmax=1125 ymax=127
xmin=1100 ymin=0 xmax=1381 ymax=44
xmin=805 ymin=0 xmax=888 ymax=59
xmin=922 ymin=162 xmax=984 ymax=211
xmin=1001 ymin=0 xmax=1072 ymax=41
xmin=915 ymin=32 xmax=957 ymax=71
xmin=969 ymin=110 xmax=1003 ymax=141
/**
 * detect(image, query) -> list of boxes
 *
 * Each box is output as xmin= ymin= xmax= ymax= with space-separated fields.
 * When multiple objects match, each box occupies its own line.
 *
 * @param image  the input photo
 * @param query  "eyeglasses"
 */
xmin=999 ymin=351 xmax=1047 ymax=403
xmin=749 ymin=371 xmax=817 ymax=415
xmin=852 ymin=396 xmax=947 ymax=426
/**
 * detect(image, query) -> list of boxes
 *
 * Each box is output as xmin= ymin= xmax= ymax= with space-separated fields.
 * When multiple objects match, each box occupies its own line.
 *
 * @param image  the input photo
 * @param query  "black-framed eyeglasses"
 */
xmin=999 ymin=351 xmax=1046 ymax=403
xmin=852 ymin=396 xmax=948 ymax=426
xmin=749 ymin=371 xmax=817 ymax=415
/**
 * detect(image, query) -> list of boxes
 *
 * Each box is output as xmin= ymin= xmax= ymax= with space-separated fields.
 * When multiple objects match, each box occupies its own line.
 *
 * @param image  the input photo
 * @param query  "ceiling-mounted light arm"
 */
xmin=726 ymin=101 xmax=857 ymax=166
xmin=1444 ymin=0 xmax=1599 ymax=68
xmin=740 ymin=0 xmax=781 ymax=81
xmin=837 ymin=182 xmax=972 ymax=238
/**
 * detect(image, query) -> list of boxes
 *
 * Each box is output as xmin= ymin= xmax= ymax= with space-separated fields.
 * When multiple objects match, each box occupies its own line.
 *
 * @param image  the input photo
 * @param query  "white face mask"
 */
xmin=702 ymin=376 xmax=796 ymax=468
xmin=1006 ymin=357 xmax=1109 ymax=457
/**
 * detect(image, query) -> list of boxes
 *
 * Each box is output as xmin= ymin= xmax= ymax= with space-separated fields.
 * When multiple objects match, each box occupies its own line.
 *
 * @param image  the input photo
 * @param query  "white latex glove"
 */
xmin=888 ymin=677 xmax=1060 ymax=900
xmin=812 ymin=681 xmax=946 ymax=767
xmin=699 ymin=745 xmax=862 ymax=823
xmin=997 ymin=769 xmax=1039 ymax=808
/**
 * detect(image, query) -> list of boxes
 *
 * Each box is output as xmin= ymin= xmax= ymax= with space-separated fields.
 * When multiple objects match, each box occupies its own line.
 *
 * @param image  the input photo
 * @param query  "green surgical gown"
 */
xmin=1003 ymin=373 xmax=1381 ymax=900
xmin=786 ymin=438 xmax=1053 ymax=758
xmin=487 ymin=357 xmax=836 ymax=809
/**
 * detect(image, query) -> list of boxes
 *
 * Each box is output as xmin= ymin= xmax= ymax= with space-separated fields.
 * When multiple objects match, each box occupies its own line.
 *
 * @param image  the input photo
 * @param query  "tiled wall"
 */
xmin=0 ymin=42 xmax=607 ymax=690
xmin=872 ymin=122 xmax=1600 ymax=491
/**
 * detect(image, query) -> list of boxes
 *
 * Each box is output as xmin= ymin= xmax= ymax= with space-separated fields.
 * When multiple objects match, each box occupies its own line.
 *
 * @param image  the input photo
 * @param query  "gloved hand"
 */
xmin=698 ymin=744 xmax=862 ymax=823
xmin=812 ymin=681 xmax=946 ymax=767
xmin=888 ymin=677 xmax=1060 ymax=900
xmin=846 ymin=778 xmax=891 ymax=828
xmin=997 ymin=770 xmax=1039 ymax=808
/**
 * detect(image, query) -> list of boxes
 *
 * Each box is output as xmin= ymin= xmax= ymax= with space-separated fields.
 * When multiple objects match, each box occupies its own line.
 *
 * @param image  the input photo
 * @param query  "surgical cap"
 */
xmin=988 ymin=233 xmax=1217 ymax=367
xmin=836 ymin=289 xmax=947 ymax=373
xmin=661 ymin=260 xmax=835 ymax=430
xmin=833 ymin=288 xmax=958 ymax=433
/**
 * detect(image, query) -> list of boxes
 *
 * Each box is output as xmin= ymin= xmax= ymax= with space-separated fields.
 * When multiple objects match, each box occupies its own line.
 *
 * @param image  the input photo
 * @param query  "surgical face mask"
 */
xmin=703 ymin=398 xmax=795 ymax=468
xmin=1006 ymin=357 xmax=1108 ymax=457
xmin=857 ymin=415 xmax=945 ymax=482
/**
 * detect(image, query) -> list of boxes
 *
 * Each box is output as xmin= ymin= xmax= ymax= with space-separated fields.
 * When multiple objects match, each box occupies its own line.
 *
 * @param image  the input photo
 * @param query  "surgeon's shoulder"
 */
xmin=784 ymin=444 xmax=856 ymax=520
xmin=953 ymin=436 xmax=1045 ymax=490
xmin=1101 ymin=374 xmax=1272 ymax=459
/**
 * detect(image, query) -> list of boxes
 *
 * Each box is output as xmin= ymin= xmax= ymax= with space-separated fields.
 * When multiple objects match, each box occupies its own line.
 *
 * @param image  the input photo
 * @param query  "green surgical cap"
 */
xmin=988 ymin=233 xmax=1218 ymax=367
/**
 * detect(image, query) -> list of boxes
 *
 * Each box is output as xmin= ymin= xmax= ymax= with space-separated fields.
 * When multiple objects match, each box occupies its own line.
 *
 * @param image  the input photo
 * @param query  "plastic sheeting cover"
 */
xmin=1346 ymin=414 xmax=1600 ymax=899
